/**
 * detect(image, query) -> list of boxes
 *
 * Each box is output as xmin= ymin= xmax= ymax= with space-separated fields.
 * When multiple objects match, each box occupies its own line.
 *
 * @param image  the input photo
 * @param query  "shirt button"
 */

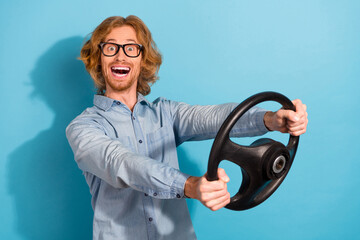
xmin=116 ymin=101 xmax=120 ymax=105
xmin=149 ymin=217 xmax=153 ymax=222
xmin=176 ymin=194 xmax=181 ymax=198
xmin=153 ymin=192 xmax=157 ymax=197
xmin=139 ymin=140 xmax=143 ymax=143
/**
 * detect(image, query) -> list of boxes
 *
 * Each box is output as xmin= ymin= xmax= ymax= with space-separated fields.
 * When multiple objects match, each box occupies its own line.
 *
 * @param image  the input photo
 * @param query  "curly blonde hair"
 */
xmin=80 ymin=15 xmax=162 ymax=95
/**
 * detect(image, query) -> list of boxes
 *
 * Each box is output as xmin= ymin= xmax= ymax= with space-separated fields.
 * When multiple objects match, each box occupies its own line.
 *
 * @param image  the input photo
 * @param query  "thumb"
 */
xmin=217 ymin=168 xmax=230 ymax=183
xmin=279 ymin=109 xmax=299 ymax=122
xmin=286 ymin=110 xmax=299 ymax=122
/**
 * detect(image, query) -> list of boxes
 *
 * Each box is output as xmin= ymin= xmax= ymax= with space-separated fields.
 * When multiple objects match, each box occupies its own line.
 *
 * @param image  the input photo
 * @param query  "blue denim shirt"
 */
xmin=66 ymin=94 xmax=268 ymax=240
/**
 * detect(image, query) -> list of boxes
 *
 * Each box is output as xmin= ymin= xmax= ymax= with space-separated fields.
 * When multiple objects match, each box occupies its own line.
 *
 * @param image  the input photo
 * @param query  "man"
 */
xmin=66 ymin=15 xmax=308 ymax=240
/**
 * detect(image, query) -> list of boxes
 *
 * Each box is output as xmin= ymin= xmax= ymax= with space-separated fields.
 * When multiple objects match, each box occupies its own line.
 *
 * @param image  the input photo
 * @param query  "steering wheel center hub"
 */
xmin=273 ymin=155 xmax=286 ymax=174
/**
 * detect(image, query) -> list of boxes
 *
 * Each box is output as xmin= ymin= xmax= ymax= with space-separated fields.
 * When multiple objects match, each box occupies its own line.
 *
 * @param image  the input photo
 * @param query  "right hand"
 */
xmin=184 ymin=168 xmax=230 ymax=211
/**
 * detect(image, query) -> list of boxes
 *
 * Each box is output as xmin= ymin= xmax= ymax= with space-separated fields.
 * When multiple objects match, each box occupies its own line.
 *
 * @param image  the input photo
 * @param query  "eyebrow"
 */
xmin=105 ymin=38 xmax=137 ymax=43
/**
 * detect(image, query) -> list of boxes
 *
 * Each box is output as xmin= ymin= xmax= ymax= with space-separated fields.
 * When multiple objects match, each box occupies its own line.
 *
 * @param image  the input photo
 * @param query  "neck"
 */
xmin=105 ymin=90 xmax=138 ymax=112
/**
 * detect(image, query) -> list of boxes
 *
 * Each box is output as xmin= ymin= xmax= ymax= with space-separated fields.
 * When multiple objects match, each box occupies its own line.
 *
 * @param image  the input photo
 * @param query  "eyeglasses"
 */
xmin=98 ymin=42 xmax=143 ymax=58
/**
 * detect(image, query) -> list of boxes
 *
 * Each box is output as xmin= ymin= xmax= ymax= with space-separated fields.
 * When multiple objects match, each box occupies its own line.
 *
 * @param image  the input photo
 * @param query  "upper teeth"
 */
xmin=112 ymin=66 xmax=130 ymax=71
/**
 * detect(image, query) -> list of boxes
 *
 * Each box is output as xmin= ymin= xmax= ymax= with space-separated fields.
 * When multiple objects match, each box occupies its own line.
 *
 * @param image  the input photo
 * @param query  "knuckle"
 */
xmin=201 ymin=194 xmax=209 ymax=202
xmin=227 ymin=192 xmax=231 ymax=198
xmin=293 ymin=99 xmax=300 ymax=105
xmin=218 ymin=181 xmax=226 ymax=190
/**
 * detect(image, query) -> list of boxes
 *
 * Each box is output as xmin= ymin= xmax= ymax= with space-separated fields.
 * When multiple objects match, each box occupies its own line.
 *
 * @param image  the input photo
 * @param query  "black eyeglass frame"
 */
xmin=98 ymin=42 xmax=143 ymax=58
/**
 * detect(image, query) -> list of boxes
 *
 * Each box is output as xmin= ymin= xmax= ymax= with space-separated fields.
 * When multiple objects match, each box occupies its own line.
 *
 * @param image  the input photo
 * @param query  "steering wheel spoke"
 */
xmin=224 ymin=139 xmax=273 ymax=172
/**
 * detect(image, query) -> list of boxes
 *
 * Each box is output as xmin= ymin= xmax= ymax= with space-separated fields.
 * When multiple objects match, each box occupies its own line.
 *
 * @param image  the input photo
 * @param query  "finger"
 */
xmin=282 ymin=109 xmax=299 ymax=122
xmin=217 ymin=168 xmax=230 ymax=183
xmin=287 ymin=114 xmax=307 ymax=128
xmin=293 ymin=100 xmax=307 ymax=117
xmin=204 ymin=192 xmax=230 ymax=208
xmin=288 ymin=124 xmax=307 ymax=134
xmin=205 ymin=192 xmax=231 ymax=211
xmin=287 ymin=113 xmax=308 ymax=128
xmin=290 ymin=119 xmax=308 ymax=136
xmin=290 ymin=128 xmax=307 ymax=136
xmin=292 ymin=99 xmax=303 ymax=109
xmin=200 ymin=187 xmax=228 ymax=202
xmin=276 ymin=106 xmax=299 ymax=122
xmin=199 ymin=177 xmax=226 ymax=192
xmin=275 ymin=109 xmax=287 ymax=119
xmin=210 ymin=197 xmax=231 ymax=211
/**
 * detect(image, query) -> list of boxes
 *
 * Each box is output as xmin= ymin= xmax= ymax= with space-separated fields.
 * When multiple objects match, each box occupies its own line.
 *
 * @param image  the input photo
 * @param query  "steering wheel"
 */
xmin=207 ymin=92 xmax=299 ymax=211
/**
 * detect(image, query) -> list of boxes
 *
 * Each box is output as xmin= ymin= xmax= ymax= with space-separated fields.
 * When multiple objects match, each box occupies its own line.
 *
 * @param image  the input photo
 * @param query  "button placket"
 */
xmin=130 ymin=111 xmax=156 ymax=235
xmin=143 ymin=192 xmax=156 ymax=238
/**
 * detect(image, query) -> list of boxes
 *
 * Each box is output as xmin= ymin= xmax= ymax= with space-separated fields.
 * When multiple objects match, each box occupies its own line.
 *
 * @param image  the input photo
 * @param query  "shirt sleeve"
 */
xmin=66 ymin=115 xmax=189 ymax=199
xmin=166 ymin=101 xmax=269 ymax=145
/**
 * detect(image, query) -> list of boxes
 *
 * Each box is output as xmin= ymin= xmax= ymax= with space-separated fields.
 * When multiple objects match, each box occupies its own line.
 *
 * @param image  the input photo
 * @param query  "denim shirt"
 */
xmin=66 ymin=94 xmax=268 ymax=240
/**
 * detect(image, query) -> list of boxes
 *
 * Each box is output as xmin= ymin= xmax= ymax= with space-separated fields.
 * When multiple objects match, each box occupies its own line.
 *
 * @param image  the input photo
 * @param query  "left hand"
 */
xmin=264 ymin=99 xmax=308 ymax=136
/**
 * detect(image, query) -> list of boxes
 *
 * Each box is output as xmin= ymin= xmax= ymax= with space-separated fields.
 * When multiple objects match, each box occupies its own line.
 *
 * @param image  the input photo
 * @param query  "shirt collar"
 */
xmin=93 ymin=93 xmax=150 ymax=111
xmin=137 ymin=93 xmax=150 ymax=106
xmin=93 ymin=95 xmax=114 ymax=111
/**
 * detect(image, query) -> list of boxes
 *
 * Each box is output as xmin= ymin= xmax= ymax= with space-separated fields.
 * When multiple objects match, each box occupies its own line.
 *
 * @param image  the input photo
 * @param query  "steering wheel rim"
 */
xmin=207 ymin=91 xmax=299 ymax=211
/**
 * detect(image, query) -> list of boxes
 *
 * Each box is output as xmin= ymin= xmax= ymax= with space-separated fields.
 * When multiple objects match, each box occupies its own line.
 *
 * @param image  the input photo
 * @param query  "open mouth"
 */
xmin=111 ymin=66 xmax=130 ymax=78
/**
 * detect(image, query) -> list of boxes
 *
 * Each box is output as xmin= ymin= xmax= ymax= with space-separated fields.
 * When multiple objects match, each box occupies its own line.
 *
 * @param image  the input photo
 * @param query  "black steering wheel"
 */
xmin=207 ymin=92 xmax=299 ymax=211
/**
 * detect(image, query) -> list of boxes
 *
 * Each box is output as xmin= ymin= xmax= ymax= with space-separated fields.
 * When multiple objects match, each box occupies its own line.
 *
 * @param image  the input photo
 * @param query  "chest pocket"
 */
xmin=146 ymin=126 xmax=176 ymax=164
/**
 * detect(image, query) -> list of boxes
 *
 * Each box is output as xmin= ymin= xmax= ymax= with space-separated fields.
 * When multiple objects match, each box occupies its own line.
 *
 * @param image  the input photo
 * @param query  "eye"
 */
xmin=107 ymin=45 xmax=116 ymax=52
xmin=126 ymin=46 xmax=135 ymax=52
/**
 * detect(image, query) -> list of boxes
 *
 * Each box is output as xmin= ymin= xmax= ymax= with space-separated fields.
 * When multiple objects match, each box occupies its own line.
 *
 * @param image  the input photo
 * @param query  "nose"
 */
xmin=114 ymin=46 xmax=127 ymax=61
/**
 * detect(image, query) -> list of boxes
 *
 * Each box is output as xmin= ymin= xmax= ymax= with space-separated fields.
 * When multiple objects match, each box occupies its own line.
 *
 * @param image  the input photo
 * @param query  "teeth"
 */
xmin=112 ymin=66 xmax=130 ymax=71
xmin=111 ymin=66 xmax=130 ymax=77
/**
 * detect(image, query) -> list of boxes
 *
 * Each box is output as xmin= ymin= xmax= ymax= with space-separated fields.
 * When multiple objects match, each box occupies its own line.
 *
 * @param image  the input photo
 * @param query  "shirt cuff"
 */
xmin=255 ymin=110 xmax=270 ymax=134
xmin=170 ymin=171 xmax=191 ymax=199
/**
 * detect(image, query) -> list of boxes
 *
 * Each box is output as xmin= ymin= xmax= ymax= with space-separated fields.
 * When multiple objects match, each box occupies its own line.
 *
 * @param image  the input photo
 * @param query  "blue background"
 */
xmin=1 ymin=0 xmax=359 ymax=239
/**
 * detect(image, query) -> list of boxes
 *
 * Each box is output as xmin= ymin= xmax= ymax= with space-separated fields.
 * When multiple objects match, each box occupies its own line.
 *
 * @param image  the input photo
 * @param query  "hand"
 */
xmin=264 ymin=99 xmax=308 ymax=136
xmin=184 ymin=168 xmax=230 ymax=211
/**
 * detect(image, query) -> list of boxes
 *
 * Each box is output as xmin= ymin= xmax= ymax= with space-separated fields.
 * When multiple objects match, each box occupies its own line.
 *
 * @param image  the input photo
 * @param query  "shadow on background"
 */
xmin=7 ymin=36 xmax=203 ymax=239
xmin=7 ymin=37 xmax=94 ymax=239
